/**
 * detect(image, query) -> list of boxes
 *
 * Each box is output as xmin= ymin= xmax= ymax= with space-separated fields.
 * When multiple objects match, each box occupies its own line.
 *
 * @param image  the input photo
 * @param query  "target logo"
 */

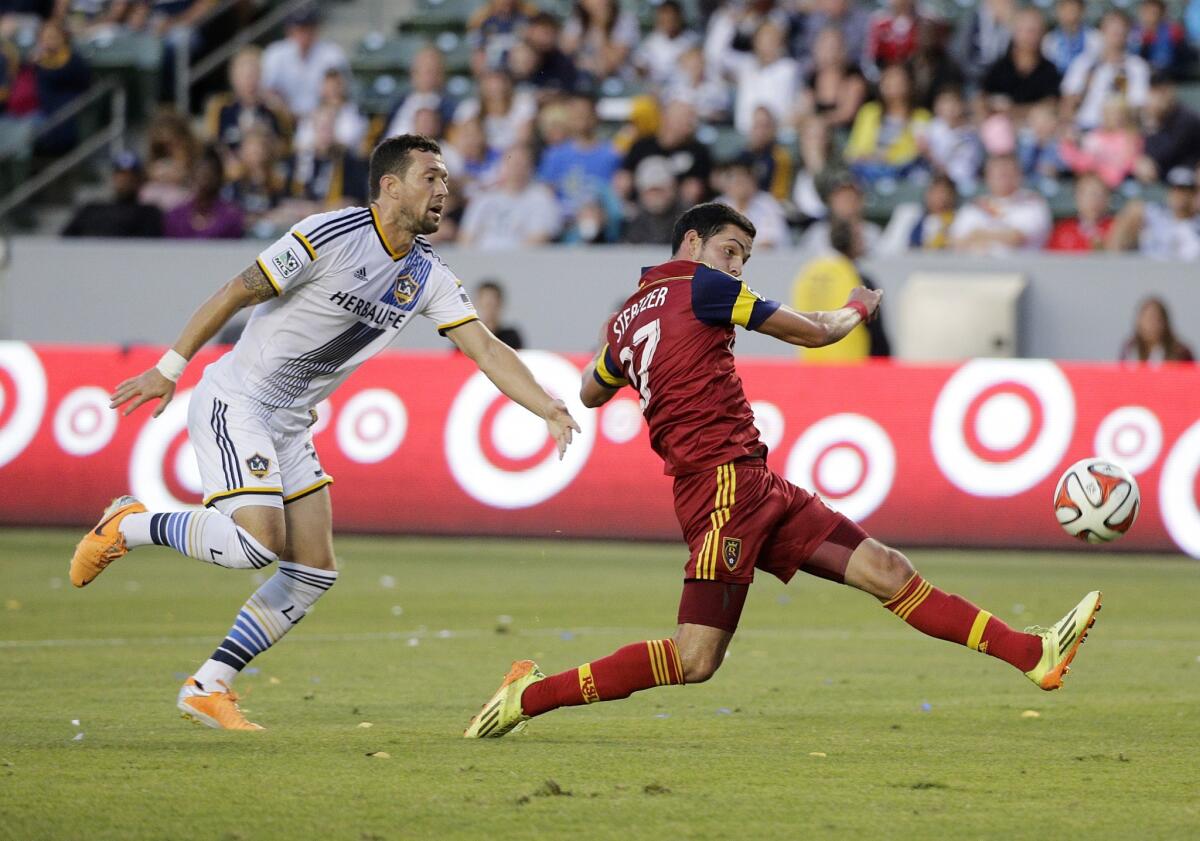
xmin=1160 ymin=419 xmax=1200 ymax=558
xmin=336 ymin=389 xmax=406 ymax=464
xmin=54 ymin=387 xmax=117 ymax=457
xmin=445 ymin=351 xmax=594 ymax=509
xmin=785 ymin=413 xmax=895 ymax=521
xmin=600 ymin=398 xmax=642 ymax=444
xmin=931 ymin=360 xmax=1075 ymax=497
xmin=0 ymin=342 xmax=48 ymax=469
xmin=1094 ymin=407 xmax=1162 ymax=476
xmin=750 ymin=401 xmax=785 ymax=451
xmin=129 ymin=389 xmax=202 ymax=510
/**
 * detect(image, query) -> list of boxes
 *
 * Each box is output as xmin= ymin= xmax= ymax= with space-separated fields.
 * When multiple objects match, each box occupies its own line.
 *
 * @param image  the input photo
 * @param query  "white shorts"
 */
xmin=187 ymin=378 xmax=332 ymax=515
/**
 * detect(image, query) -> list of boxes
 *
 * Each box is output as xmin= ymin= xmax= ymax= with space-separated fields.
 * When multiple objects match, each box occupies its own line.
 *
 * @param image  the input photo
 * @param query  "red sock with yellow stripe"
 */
xmin=520 ymin=639 xmax=684 ymax=717
xmin=882 ymin=574 xmax=1041 ymax=672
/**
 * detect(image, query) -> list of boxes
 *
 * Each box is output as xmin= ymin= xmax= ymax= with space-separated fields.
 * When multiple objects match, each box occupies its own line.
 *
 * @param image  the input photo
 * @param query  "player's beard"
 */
xmin=408 ymin=207 xmax=439 ymax=235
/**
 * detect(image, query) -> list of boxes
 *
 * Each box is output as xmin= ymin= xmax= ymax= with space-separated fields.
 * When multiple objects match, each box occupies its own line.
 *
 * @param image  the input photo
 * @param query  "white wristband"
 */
xmin=155 ymin=349 xmax=187 ymax=383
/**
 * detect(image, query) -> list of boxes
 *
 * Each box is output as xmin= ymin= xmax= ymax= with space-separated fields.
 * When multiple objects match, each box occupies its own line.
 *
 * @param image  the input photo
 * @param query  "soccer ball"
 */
xmin=1053 ymin=458 xmax=1140 ymax=544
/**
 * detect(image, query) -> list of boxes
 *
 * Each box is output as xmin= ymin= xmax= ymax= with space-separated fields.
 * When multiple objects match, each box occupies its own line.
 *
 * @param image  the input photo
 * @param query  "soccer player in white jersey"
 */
xmin=69 ymin=135 xmax=580 ymax=730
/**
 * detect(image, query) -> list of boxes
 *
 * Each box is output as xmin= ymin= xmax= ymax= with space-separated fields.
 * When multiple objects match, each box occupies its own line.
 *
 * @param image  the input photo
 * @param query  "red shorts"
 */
xmin=673 ymin=459 xmax=868 ymax=587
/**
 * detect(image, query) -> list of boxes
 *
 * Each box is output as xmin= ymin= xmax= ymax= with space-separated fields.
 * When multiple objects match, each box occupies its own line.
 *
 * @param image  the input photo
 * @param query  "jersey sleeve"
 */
xmin=421 ymin=267 xmax=479 ymax=335
xmin=592 ymin=342 xmax=629 ymax=389
xmin=255 ymin=227 xmax=321 ymax=296
xmin=691 ymin=264 xmax=781 ymax=331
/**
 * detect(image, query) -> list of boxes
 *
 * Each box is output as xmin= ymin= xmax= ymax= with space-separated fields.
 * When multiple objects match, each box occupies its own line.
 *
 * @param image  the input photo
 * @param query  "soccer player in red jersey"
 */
xmin=465 ymin=203 xmax=1102 ymax=739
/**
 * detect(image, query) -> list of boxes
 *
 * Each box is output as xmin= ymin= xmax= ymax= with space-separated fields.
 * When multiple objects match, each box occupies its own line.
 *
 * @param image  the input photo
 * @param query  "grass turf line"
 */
xmin=1 ymin=528 xmax=1197 ymax=840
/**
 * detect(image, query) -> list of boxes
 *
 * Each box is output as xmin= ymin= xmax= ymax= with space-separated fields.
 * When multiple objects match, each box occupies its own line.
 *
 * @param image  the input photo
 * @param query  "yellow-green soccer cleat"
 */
xmin=1024 ymin=591 xmax=1102 ymax=691
xmin=463 ymin=660 xmax=545 ymax=738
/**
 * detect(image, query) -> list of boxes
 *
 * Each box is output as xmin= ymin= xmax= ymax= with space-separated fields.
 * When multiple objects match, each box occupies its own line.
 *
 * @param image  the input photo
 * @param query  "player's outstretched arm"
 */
xmin=447 ymin=320 xmax=582 ymax=458
xmin=109 ymin=263 xmax=276 ymax=417
xmin=756 ymin=286 xmax=882 ymax=348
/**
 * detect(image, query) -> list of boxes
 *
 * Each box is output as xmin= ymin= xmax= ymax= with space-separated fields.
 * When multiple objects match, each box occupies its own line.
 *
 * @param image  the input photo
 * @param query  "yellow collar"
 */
xmin=370 ymin=205 xmax=409 ymax=261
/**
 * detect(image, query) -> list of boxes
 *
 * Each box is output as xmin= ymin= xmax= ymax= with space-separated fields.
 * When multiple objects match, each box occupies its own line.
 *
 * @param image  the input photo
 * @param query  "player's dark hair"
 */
xmin=368 ymin=134 xmax=442 ymax=201
xmin=670 ymin=202 xmax=757 ymax=255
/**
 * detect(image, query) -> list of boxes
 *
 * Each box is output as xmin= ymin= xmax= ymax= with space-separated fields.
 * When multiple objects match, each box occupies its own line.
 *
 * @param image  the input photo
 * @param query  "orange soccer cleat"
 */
xmin=177 ymin=678 xmax=264 ymax=731
xmin=69 ymin=495 xmax=146 ymax=588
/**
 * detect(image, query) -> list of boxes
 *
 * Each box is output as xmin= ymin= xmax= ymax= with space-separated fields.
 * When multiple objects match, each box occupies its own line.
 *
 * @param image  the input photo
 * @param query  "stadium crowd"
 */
xmin=25 ymin=0 xmax=1200 ymax=261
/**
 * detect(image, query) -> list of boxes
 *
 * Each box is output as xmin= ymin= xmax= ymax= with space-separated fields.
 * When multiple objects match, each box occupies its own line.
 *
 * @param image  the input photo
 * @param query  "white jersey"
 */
xmin=203 ymin=206 xmax=476 ymax=433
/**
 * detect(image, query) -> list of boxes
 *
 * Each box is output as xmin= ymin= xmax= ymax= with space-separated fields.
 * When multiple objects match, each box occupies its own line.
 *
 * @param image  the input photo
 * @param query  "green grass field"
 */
xmin=1 ymin=529 xmax=1197 ymax=841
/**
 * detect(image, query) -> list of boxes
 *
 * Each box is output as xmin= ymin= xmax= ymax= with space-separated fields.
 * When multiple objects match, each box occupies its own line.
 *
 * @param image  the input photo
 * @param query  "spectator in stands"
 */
xmin=715 ymin=157 xmax=789 ymax=248
xmin=635 ymin=0 xmax=698 ymax=90
xmin=1042 ymin=0 xmax=1100 ymax=76
xmin=948 ymin=153 xmax=1051 ymax=253
xmin=454 ymin=67 xmax=536 ymax=150
xmin=261 ymin=7 xmax=348 ymax=119
xmin=140 ymin=108 xmax=196 ymax=211
xmin=866 ymin=0 xmax=921 ymax=75
xmin=1045 ymin=173 xmax=1112 ymax=252
xmin=1016 ymin=99 xmax=1065 ymax=181
xmin=1135 ymin=72 xmax=1200 ymax=183
xmin=981 ymin=8 xmax=1061 ymax=109
xmin=62 ymin=150 xmax=163 ymax=238
xmin=561 ymin=0 xmax=639 ymax=83
xmin=799 ymin=175 xmax=882 ymax=255
xmin=163 ymin=146 xmax=243 ymax=239
xmin=384 ymin=46 xmax=456 ymax=140
xmin=61 ymin=0 xmax=142 ymax=34
xmin=920 ymin=87 xmax=982 ymax=193
xmin=1119 ymin=296 xmax=1194 ymax=363
xmin=506 ymin=10 xmax=578 ymax=94
xmin=908 ymin=17 xmax=965 ymax=111
xmin=739 ymin=106 xmax=792 ymax=202
xmin=474 ymin=279 xmax=525 ymax=349
xmin=467 ymin=0 xmax=535 ymax=75
xmin=844 ymin=63 xmax=930 ymax=185
xmin=907 ymin=173 xmax=958 ymax=250
xmin=222 ymin=125 xmax=283 ymax=230
xmin=11 ymin=19 xmax=90 ymax=156
xmin=1107 ymin=165 xmax=1200 ymax=260
xmin=1062 ymin=10 xmax=1150 ymax=130
xmin=206 ymin=46 xmax=288 ymax=161
xmin=956 ymin=0 xmax=1017 ymax=81
xmin=458 ymin=143 xmax=561 ymax=249
xmin=617 ymin=99 xmax=713 ymax=207
xmin=1132 ymin=0 xmax=1193 ymax=79
xmin=441 ymin=114 xmax=500 ymax=200
xmin=133 ymin=0 xmax=215 ymax=103
xmin=620 ymin=156 xmax=682 ymax=245
xmin=1059 ymin=96 xmax=1142 ymax=188
xmin=722 ymin=19 xmax=800 ymax=137
xmin=802 ymin=0 xmax=870 ymax=71
xmin=793 ymin=217 xmax=890 ymax=361
xmin=294 ymin=68 xmax=367 ymax=157
xmin=1188 ymin=0 xmax=1200 ymax=46
xmin=703 ymin=0 xmax=791 ymax=73
xmin=537 ymin=91 xmax=620 ymax=221
xmin=662 ymin=45 xmax=731 ymax=124
xmin=796 ymin=26 xmax=867 ymax=133
xmin=282 ymin=105 xmax=369 ymax=214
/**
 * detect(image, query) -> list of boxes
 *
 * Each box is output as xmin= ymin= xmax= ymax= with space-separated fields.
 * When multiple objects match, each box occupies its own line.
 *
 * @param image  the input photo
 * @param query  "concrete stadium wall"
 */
xmin=1 ymin=236 xmax=1196 ymax=360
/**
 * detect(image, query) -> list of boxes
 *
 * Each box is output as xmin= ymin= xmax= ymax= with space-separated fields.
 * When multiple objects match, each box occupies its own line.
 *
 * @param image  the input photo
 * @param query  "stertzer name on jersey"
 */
xmin=613 ymin=287 xmax=669 ymax=340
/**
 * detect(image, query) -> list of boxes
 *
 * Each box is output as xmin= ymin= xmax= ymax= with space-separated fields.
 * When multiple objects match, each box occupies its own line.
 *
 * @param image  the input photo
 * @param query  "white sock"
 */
xmin=193 ymin=561 xmax=339 ymax=690
xmin=120 ymin=511 xmax=277 ymax=569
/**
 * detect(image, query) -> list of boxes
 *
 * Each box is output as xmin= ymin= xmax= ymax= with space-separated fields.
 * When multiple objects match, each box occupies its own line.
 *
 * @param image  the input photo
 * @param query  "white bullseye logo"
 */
xmin=1160 ymin=418 xmax=1200 ymax=558
xmin=336 ymin=389 xmax=406 ymax=464
xmin=53 ymin=386 xmax=117 ymax=456
xmin=0 ymin=342 xmax=48 ymax=469
xmin=786 ymin=413 xmax=895 ymax=521
xmin=129 ymin=388 xmax=200 ymax=510
xmin=600 ymin=398 xmax=642 ymax=444
xmin=1094 ymin=406 xmax=1162 ymax=476
xmin=446 ymin=351 xmax=594 ymax=509
xmin=751 ymin=400 xmax=784 ymax=451
xmin=931 ymin=360 xmax=1075 ymax=497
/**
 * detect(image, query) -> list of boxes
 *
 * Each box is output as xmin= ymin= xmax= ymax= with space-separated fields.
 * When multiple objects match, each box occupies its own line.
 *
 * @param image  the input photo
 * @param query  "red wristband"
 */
xmin=845 ymin=300 xmax=870 ymax=323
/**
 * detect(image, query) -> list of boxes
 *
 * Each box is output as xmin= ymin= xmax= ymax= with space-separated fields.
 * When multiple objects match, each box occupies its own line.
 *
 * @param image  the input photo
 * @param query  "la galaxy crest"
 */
xmin=246 ymin=453 xmax=271 ymax=479
xmin=392 ymin=271 xmax=420 ymax=306
xmin=722 ymin=537 xmax=742 ymax=571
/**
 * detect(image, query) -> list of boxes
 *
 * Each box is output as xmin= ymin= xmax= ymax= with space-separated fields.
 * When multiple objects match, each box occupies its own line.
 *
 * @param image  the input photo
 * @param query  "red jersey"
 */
xmin=593 ymin=260 xmax=781 ymax=476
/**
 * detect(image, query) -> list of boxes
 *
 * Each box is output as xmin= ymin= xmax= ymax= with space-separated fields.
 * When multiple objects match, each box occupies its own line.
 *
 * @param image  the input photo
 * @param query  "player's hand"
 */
xmin=110 ymin=368 xmax=176 ymax=418
xmin=544 ymin=399 xmax=582 ymax=460
xmin=848 ymin=286 xmax=882 ymax=322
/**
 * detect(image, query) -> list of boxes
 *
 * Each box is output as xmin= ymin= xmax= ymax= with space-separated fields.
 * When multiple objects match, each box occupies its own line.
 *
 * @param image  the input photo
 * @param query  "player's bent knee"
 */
xmin=231 ymin=507 xmax=287 ymax=558
xmin=872 ymin=542 xmax=914 ymax=594
xmin=680 ymin=651 xmax=723 ymax=684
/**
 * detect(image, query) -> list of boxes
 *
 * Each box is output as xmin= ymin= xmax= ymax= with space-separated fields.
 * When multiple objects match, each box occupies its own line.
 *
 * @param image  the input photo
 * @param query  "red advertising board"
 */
xmin=0 ymin=343 xmax=1197 ymax=556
